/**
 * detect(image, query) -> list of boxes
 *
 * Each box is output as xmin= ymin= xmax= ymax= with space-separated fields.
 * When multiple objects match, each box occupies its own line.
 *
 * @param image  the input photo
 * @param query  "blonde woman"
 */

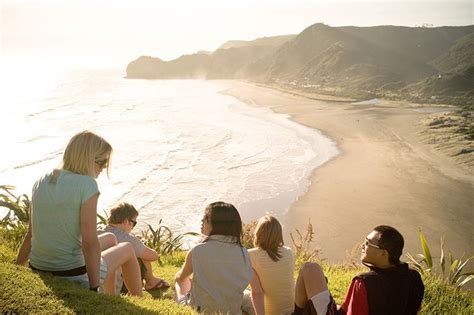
xmin=248 ymin=215 xmax=295 ymax=314
xmin=16 ymin=130 xmax=142 ymax=296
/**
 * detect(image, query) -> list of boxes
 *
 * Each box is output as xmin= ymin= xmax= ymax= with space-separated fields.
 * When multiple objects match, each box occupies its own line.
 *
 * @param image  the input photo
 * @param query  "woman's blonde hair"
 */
xmin=62 ymin=130 xmax=112 ymax=177
xmin=254 ymin=215 xmax=284 ymax=262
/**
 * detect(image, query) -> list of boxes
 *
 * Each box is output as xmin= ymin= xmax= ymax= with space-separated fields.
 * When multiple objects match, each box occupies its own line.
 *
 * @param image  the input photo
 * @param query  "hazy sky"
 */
xmin=1 ymin=0 xmax=472 ymax=67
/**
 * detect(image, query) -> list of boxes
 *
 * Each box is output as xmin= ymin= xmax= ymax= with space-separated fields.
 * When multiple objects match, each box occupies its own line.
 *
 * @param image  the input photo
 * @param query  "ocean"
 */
xmin=0 ymin=67 xmax=338 ymax=234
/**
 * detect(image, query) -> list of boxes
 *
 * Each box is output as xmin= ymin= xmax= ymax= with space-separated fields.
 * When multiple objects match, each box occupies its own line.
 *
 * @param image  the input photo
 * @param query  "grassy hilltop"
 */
xmin=1 ymin=231 xmax=472 ymax=314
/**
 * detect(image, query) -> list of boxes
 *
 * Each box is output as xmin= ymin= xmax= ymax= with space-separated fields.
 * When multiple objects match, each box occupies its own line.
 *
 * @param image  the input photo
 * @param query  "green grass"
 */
xmin=0 ymin=241 xmax=192 ymax=314
xmin=324 ymin=264 xmax=365 ymax=302
xmin=422 ymin=273 xmax=473 ymax=314
xmin=0 ymin=261 xmax=192 ymax=314
xmin=0 ymin=237 xmax=472 ymax=314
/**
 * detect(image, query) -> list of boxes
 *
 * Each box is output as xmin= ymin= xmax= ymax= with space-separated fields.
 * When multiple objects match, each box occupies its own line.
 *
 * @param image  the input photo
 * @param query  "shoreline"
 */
xmin=221 ymin=80 xmax=473 ymax=263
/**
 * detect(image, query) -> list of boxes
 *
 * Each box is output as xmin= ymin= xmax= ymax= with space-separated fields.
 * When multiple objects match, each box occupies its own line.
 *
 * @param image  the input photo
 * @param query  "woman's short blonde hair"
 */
xmin=254 ymin=215 xmax=284 ymax=262
xmin=62 ymin=130 xmax=112 ymax=177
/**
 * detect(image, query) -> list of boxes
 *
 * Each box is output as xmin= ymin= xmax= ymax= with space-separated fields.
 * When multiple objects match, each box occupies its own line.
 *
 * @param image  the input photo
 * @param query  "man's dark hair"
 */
xmin=108 ymin=202 xmax=139 ymax=224
xmin=373 ymin=225 xmax=404 ymax=265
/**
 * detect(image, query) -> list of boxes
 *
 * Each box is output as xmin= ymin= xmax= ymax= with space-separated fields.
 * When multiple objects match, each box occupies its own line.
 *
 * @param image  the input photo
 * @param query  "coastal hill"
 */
xmin=126 ymin=34 xmax=295 ymax=80
xmin=216 ymin=34 xmax=296 ymax=50
xmin=126 ymin=23 xmax=474 ymax=105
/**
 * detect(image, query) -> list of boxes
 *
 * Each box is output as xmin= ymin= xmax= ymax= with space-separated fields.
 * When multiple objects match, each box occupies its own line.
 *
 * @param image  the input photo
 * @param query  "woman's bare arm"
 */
xmin=16 ymin=216 xmax=33 ymax=266
xmin=250 ymin=269 xmax=265 ymax=315
xmin=175 ymin=250 xmax=194 ymax=298
xmin=80 ymin=193 xmax=101 ymax=288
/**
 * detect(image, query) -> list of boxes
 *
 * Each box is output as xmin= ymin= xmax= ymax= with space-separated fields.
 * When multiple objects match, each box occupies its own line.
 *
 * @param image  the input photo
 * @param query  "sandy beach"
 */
xmin=222 ymin=81 xmax=473 ymax=263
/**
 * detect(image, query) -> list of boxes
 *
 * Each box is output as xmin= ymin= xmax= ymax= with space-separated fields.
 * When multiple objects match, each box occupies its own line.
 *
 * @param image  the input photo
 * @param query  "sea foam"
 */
xmin=0 ymin=69 xmax=338 ymax=234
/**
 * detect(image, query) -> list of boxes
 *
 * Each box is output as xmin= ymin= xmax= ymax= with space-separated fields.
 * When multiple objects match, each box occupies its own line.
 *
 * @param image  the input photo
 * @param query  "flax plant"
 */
xmin=140 ymin=219 xmax=198 ymax=265
xmin=96 ymin=211 xmax=109 ymax=230
xmin=0 ymin=185 xmax=30 ymax=227
xmin=406 ymin=229 xmax=474 ymax=289
xmin=0 ymin=185 xmax=31 ymax=250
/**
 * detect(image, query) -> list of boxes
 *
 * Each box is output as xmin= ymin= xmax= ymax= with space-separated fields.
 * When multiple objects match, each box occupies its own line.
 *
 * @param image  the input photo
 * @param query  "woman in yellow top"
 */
xmin=248 ymin=216 xmax=295 ymax=314
xmin=248 ymin=216 xmax=337 ymax=315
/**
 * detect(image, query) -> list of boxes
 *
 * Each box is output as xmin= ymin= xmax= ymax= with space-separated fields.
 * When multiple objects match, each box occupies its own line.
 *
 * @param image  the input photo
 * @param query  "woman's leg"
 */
xmin=295 ymin=262 xmax=329 ymax=308
xmin=98 ymin=232 xmax=117 ymax=251
xmin=102 ymin=242 xmax=143 ymax=296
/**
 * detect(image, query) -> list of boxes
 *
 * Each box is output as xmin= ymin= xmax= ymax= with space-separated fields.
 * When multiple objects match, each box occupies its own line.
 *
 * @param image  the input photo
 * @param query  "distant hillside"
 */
xmin=126 ymin=54 xmax=210 ymax=79
xmin=126 ymin=24 xmax=474 ymax=105
xmin=260 ymin=24 xmax=438 ymax=88
xmin=126 ymin=35 xmax=294 ymax=80
xmin=404 ymin=66 xmax=474 ymax=108
xmin=217 ymin=35 xmax=296 ymax=50
xmin=430 ymin=33 xmax=474 ymax=73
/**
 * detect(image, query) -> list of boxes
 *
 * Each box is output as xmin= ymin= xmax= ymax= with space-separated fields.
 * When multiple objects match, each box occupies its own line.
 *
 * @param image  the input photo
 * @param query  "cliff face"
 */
xmin=126 ymin=24 xmax=474 ymax=104
xmin=126 ymin=54 xmax=211 ymax=79
xmin=126 ymin=56 xmax=165 ymax=79
xmin=126 ymin=35 xmax=295 ymax=80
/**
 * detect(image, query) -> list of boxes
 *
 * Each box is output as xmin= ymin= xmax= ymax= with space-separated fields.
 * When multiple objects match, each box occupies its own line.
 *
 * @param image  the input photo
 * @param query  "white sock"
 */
xmin=310 ymin=290 xmax=331 ymax=315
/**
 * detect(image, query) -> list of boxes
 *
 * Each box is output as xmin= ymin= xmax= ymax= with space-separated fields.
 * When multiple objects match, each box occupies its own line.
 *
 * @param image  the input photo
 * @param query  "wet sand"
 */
xmin=222 ymin=81 xmax=473 ymax=263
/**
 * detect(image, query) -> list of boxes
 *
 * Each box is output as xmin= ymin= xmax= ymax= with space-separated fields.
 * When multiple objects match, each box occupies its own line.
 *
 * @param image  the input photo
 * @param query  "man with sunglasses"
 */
xmin=100 ymin=202 xmax=170 ymax=292
xmin=338 ymin=225 xmax=424 ymax=314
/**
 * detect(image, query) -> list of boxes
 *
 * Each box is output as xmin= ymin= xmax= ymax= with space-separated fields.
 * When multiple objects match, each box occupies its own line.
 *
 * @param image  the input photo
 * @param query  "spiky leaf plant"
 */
xmin=406 ymin=229 xmax=474 ymax=289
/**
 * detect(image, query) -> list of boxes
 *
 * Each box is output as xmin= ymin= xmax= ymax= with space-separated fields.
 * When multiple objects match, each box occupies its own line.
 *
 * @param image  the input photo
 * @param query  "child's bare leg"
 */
xmin=102 ymin=242 xmax=143 ymax=296
xmin=98 ymin=232 xmax=117 ymax=251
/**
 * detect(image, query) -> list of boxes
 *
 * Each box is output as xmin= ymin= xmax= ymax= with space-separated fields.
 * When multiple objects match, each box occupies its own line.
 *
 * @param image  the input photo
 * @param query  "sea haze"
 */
xmin=0 ymin=68 xmax=338 ymax=234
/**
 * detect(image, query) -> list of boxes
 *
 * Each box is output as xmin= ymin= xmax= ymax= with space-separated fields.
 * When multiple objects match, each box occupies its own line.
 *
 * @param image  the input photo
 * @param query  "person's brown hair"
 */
xmin=62 ymin=130 xmax=112 ymax=177
xmin=254 ymin=215 xmax=284 ymax=262
xmin=204 ymin=201 xmax=243 ymax=246
xmin=108 ymin=202 xmax=139 ymax=224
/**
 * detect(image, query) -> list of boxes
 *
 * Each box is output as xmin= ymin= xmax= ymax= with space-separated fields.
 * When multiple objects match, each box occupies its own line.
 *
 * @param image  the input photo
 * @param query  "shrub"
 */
xmin=406 ymin=229 xmax=474 ymax=289
xmin=0 ymin=185 xmax=30 ymax=228
xmin=242 ymin=220 xmax=257 ymax=249
xmin=139 ymin=219 xmax=199 ymax=265
xmin=96 ymin=210 xmax=110 ymax=230
xmin=0 ymin=224 xmax=28 ymax=252
xmin=290 ymin=220 xmax=323 ymax=268
xmin=0 ymin=185 xmax=31 ymax=250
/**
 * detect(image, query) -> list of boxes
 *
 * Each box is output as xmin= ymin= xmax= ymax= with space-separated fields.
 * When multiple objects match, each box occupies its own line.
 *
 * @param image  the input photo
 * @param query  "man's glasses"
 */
xmin=129 ymin=219 xmax=137 ymax=227
xmin=363 ymin=238 xmax=383 ymax=249
xmin=95 ymin=158 xmax=108 ymax=169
